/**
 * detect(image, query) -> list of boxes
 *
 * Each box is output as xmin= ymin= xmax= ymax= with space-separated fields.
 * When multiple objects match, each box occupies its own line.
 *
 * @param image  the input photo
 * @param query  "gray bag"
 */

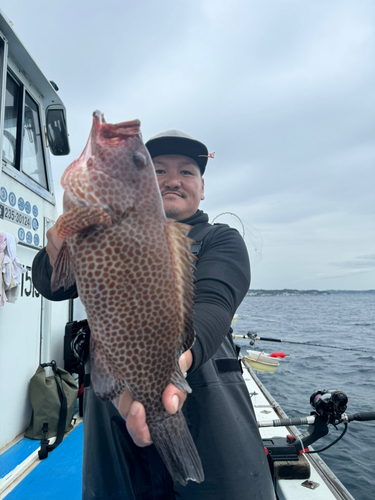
xmin=25 ymin=361 xmax=78 ymax=458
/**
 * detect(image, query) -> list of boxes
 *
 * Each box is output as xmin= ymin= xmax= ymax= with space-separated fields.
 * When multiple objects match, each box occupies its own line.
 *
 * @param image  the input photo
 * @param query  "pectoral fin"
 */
xmin=55 ymin=206 xmax=112 ymax=239
xmin=50 ymin=241 xmax=76 ymax=292
xmin=170 ymin=365 xmax=192 ymax=394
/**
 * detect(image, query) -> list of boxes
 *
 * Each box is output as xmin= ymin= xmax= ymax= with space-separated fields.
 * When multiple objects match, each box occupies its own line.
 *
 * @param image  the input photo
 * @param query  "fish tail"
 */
xmin=149 ymin=411 xmax=204 ymax=486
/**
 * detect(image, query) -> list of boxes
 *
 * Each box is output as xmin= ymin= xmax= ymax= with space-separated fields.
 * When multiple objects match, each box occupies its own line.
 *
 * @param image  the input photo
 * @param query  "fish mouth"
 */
xmin=93 ymin=112 xmax=141 ymax=142
xmin=101 ymin=120 xmax=141 ymax=141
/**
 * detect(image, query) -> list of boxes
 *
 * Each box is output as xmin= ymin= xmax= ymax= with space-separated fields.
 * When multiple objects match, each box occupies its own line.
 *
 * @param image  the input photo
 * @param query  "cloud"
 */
xmin=331 ymin=254 xmax=375 ymax=270
xmin=2 ymin=0 xmax=374 ymax=289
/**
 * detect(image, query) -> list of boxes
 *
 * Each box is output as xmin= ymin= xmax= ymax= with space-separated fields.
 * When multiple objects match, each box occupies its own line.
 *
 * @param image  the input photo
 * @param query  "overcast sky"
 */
xmin=2 ymin=0 xmax=374 ymax=290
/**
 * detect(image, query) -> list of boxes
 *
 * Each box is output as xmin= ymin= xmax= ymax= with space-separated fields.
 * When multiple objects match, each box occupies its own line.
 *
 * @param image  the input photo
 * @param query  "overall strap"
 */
xmin=189 ymin=223 xmax=225 ymax=257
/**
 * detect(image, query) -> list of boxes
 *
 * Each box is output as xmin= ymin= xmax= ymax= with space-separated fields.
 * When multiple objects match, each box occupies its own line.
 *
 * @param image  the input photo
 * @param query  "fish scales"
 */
xmin=75 ymin=219 xmax=186 ymax=403
xmin=51 ymin=111 xmax=204 ymax=485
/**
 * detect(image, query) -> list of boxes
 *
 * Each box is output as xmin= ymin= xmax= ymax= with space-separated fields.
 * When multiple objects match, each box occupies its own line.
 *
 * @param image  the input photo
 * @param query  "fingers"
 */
xmin=180 ymin=350 xmax=193 ymax=372
xmin=46 ymin=225 xmax=64 ymax=267
xmin=161 ymin=351 xmax=192 ymax=415
xmin=115 ymin=388 xmax=153 ymax=447
xmin=126 ymin=401 xmax=153 ymax=447
xmin=162 ymin=383 xmax=187 ymax=415
xmin=115 ymin=387 xmax=135 ymax=419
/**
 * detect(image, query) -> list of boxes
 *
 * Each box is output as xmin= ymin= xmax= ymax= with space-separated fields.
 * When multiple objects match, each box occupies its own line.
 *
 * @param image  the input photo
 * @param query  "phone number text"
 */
xmin=0 ymin=203 xmax=32 ymax=228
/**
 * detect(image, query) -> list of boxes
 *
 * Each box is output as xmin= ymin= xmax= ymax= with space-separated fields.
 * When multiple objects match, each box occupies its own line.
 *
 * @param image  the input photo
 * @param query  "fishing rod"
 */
xmin=259 ymin=410 xmax=375 ymax=429
xmin=260 ymin=387 xmax=375 ymax=456
xmin=252 ymin=383 xmax=375 ymax=470
xmin=233 ymin=332 xmax=371 ymax=353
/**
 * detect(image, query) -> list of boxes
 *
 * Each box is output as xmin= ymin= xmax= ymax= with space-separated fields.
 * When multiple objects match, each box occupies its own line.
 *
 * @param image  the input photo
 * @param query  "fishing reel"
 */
xmin=245 ymin=331 xmax=258 ymax=346
xmin=310 ymin=389 xmax=348 ymax=425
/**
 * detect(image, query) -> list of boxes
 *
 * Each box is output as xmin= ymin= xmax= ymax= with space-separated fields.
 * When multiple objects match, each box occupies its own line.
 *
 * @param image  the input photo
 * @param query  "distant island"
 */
xmin=247 ymin=289 xmax=375 ymax=297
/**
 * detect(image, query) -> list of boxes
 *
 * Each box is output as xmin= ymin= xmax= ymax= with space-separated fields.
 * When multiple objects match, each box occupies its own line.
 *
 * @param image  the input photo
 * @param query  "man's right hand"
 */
xmin=46 ymin=225 xmax=64 ymax=267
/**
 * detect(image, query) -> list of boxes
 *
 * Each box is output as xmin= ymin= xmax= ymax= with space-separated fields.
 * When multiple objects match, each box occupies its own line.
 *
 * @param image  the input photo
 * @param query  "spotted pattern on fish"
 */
xmin=51 ymin=111 xmax=203 ymax=485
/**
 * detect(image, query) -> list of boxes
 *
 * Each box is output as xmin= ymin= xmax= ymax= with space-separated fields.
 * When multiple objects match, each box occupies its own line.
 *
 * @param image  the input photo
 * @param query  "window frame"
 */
xmin=22 ymin=86 xmax=49 ymax=189
xmin=2 ymin=59 xmax=56 ymax=204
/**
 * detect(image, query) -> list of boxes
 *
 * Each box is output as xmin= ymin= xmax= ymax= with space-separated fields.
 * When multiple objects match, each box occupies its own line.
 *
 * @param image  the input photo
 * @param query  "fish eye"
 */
xmin=133 ymin=152 xmax=146 ymax=169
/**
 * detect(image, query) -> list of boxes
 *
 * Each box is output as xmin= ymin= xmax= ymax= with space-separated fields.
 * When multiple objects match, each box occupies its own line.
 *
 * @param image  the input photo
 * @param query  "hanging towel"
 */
xmin=0 ymin=233 xmax=7 ymax=306
xmin=0 ymin=232 xmax=25 ymax=306
xmin=5 ymin=232 xmax=24 ymax=285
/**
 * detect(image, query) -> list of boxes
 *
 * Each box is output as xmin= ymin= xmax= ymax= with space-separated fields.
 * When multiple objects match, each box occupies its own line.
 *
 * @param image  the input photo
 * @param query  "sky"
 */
xmin=1 ymin=0 xmax=374 ymax=290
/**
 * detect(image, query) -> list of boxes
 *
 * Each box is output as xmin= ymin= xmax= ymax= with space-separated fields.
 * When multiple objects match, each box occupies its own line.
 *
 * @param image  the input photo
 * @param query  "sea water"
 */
xmin=235 ymin=292 xmax=375 ymax=500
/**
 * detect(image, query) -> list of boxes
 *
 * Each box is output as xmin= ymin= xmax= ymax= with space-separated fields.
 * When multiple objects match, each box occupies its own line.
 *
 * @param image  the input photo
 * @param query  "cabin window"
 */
xmin=2 ymin=71 xmax=48 ymax=190
xmin=22 ymin=92 xmax=47 ymax=188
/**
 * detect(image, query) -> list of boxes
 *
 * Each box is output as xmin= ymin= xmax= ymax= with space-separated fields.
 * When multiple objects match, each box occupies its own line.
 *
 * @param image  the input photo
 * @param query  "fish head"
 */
xmin=90 ymin=110 xmax=143 ymax=179
xmin=61 ymin=111 xmax=164 ymax=218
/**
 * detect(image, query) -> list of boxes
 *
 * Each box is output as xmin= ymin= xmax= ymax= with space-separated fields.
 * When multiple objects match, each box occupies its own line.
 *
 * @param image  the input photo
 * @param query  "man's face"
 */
xmin=153 ymin=154 xmax=205 ymax=221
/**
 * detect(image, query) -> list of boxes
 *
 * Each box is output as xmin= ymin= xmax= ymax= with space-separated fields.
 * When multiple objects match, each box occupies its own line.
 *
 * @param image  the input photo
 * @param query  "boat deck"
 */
xmin=0 ymin=422 xmax=83 ymax=500
xmin=0 ymin=367 xmax=354 ymax=500
xmin=242 ymin=364 xmax=354 ymax=500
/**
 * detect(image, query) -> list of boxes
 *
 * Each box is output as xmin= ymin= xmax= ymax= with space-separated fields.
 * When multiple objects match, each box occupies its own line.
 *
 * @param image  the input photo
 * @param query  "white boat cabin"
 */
xmin=0 ymin=9 xmax=71 ymax=451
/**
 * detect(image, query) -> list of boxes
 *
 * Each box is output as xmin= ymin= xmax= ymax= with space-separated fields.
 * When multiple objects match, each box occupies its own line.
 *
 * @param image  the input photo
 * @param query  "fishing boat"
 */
xmin=0 ymin=9 xmax=372 ymax=500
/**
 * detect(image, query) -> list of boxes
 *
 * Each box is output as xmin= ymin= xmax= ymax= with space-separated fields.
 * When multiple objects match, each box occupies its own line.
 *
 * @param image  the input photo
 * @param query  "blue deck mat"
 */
xmin=6 ymin=423 xmax=83 ymax=500
xmin=0 ymin=439 xmax=40 ymax=479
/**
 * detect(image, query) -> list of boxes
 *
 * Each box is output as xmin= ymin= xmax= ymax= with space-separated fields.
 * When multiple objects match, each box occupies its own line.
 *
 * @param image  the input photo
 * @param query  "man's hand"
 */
xmin=115 ymin=350 xmax=193 ymax=447
xmin=46 ymin=225 xmax=64 ymax=267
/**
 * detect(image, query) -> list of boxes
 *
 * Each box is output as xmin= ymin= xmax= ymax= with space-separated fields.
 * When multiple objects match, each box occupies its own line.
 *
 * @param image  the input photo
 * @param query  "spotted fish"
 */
xmin=51 ymin=111 xmax=204 ymax=485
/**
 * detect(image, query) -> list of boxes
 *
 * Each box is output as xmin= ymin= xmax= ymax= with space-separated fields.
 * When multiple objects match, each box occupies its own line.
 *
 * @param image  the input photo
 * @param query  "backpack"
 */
xmin=25 ymin=360 xmax=78 ymax=458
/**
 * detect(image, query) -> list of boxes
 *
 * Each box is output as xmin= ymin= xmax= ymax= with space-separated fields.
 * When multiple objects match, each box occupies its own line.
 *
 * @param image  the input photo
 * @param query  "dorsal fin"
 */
xmin=166 ymin=220 xmax=196 ymax=355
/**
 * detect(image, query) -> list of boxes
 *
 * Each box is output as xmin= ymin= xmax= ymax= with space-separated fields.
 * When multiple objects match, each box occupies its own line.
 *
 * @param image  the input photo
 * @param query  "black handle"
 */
xmin=347 ymin=412 xmax=375 ymax=422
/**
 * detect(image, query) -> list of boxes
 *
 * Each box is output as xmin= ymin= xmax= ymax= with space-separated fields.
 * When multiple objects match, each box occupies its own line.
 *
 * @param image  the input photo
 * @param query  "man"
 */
xmin=32 ymin=130 xmax=275 ymax=499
